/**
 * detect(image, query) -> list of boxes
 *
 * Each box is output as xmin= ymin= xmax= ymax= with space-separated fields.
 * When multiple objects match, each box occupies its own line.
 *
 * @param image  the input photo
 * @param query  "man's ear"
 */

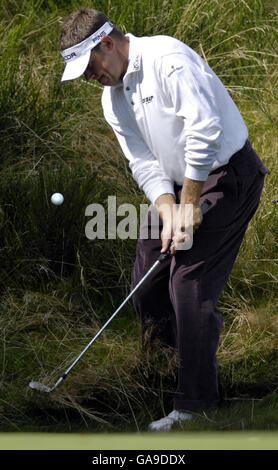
xmin=99 ymin=35 xmax=114 ymax=52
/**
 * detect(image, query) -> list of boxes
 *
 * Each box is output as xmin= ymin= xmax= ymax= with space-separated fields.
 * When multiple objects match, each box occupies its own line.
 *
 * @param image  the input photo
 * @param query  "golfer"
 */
xmin=59 ymin=9 xmax=269 ymax=431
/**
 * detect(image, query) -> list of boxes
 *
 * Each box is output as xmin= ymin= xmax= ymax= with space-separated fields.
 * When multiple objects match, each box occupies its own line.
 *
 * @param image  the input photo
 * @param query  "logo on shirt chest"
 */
xmin=142 ymin=95 xmax=154 ymax=104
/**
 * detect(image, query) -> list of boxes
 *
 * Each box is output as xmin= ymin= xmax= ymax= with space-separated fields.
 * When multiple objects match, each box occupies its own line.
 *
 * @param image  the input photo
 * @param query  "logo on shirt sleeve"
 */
xmin=168 ymin=65 xmax=184 ymax=77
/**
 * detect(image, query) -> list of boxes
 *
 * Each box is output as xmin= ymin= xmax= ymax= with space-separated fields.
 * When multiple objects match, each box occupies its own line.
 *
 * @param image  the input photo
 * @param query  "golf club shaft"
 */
xmin=32 ymin=199 xmax=211 ymax=391
xmin=61 ymin=259 xmax=161 ymax=382
xmin=55 ymin=200 xmax=211 ymax=384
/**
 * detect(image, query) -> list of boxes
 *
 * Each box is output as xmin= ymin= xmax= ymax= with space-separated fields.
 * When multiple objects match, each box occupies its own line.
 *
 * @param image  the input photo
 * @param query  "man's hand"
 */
xmin=154 ymin=193 xmax=176 ymax=254
xmin=171 ymin=203 xmax=203 ymax=254
xmin=154 ymin=177 xmax=206 ymax=255
xmin=171 ymin=177 xmax=205 ymax=254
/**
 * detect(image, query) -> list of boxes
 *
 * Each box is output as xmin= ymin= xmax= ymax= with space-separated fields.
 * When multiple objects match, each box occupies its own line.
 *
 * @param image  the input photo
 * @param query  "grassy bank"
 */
xmin=0 ymin=0 xmax=277 ymax=433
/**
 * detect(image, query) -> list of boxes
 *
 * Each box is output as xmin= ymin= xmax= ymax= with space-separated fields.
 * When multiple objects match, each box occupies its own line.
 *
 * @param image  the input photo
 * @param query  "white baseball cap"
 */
xmin=60 ymin=21 xmax=114 ymax=82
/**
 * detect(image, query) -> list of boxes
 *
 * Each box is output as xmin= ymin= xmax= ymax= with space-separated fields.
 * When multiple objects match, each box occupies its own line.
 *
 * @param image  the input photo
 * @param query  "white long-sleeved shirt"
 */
xmin=102 ymin=33 xmax=248 ymax=204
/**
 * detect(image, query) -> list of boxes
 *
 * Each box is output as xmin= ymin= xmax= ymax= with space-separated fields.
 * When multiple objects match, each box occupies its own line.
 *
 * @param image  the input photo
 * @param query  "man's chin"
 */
xmin=100 ymin=76 xmax=122 ymax=87
xmin=98 ymin=76 xmax=112 ymax=86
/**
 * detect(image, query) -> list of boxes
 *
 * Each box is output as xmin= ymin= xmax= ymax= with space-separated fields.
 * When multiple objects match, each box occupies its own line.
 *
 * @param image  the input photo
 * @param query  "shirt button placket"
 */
xmin=125 ymin=79 xmax=135 ymax=106
xmin=124 ymin=80 xmax=135 ymax=107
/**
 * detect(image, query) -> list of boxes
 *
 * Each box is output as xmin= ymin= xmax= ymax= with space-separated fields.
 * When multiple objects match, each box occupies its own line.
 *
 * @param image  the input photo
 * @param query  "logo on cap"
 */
xmin=64 ymin=52 xmax=77 ymax=61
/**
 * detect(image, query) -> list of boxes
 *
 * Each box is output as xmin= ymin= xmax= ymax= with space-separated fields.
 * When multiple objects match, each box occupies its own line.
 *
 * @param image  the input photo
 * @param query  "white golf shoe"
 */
xmin=148 ymin=409 xmax=193 ymax=432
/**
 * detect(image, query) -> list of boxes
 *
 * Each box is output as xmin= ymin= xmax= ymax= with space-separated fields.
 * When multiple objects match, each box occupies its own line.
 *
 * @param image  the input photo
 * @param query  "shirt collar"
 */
xmin=125 ymin=33 xmax=142 ymax=74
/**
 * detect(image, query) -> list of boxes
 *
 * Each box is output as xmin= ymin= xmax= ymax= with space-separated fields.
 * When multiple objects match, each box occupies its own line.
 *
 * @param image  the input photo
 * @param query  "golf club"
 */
xmin=29 ymin=199 xmax=211 ymax=393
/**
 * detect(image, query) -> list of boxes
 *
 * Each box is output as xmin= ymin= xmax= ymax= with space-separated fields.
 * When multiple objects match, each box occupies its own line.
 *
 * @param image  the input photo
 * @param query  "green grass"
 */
xmin=0 ymin=0 xmax=277 ymax=433
xmin=1 ymin=430 xmax=278 ymax=450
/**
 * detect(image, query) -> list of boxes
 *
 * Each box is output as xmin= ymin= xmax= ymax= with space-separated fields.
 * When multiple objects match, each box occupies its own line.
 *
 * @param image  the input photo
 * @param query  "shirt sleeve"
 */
xmin=101 ymin=92 xmax=175 ymax=204
xmin=159 ymin=52 xmax=223 ymax=181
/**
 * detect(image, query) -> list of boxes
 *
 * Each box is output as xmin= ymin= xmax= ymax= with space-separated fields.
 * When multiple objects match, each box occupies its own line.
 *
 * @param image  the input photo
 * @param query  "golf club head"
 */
xmin=29 ymin=381 xmax=52 ymax=393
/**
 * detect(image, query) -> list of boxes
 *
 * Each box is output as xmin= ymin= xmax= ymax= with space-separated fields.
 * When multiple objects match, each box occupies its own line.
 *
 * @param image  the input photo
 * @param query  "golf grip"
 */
xmin=158 ymin=199 xmax=211 ymax=261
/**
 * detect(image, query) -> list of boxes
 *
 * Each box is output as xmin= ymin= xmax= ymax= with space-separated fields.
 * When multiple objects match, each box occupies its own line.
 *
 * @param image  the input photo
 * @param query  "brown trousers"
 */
xmin=131 ymin=140 xmax=269 ymax=412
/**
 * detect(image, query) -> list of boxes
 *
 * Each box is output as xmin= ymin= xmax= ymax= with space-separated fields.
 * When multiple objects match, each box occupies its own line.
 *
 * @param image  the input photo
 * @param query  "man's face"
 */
xmin=84 ymin=39 xmax=125 ymax=86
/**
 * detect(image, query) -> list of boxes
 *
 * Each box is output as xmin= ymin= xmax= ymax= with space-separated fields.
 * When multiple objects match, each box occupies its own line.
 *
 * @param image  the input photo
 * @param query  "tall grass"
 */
xmin=0 ymin=0 xmax=277 ymax=432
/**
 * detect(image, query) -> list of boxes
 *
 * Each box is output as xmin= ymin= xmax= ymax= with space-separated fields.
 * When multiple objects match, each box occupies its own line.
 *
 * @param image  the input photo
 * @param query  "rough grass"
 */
xmin=0 ymin=0 xmax=277 ymax=432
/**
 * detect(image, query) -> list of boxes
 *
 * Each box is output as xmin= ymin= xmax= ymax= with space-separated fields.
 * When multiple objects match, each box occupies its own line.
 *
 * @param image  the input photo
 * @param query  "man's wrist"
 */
xmin=154 ymin=193 xmax=176 ymax=220
xmin=180 ymin=177 xmax=205 ymax=206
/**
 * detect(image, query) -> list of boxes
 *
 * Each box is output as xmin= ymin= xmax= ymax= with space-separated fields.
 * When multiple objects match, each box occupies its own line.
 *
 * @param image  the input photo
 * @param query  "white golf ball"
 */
xmin=51 ymin=193 xmax=64 ymax=205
